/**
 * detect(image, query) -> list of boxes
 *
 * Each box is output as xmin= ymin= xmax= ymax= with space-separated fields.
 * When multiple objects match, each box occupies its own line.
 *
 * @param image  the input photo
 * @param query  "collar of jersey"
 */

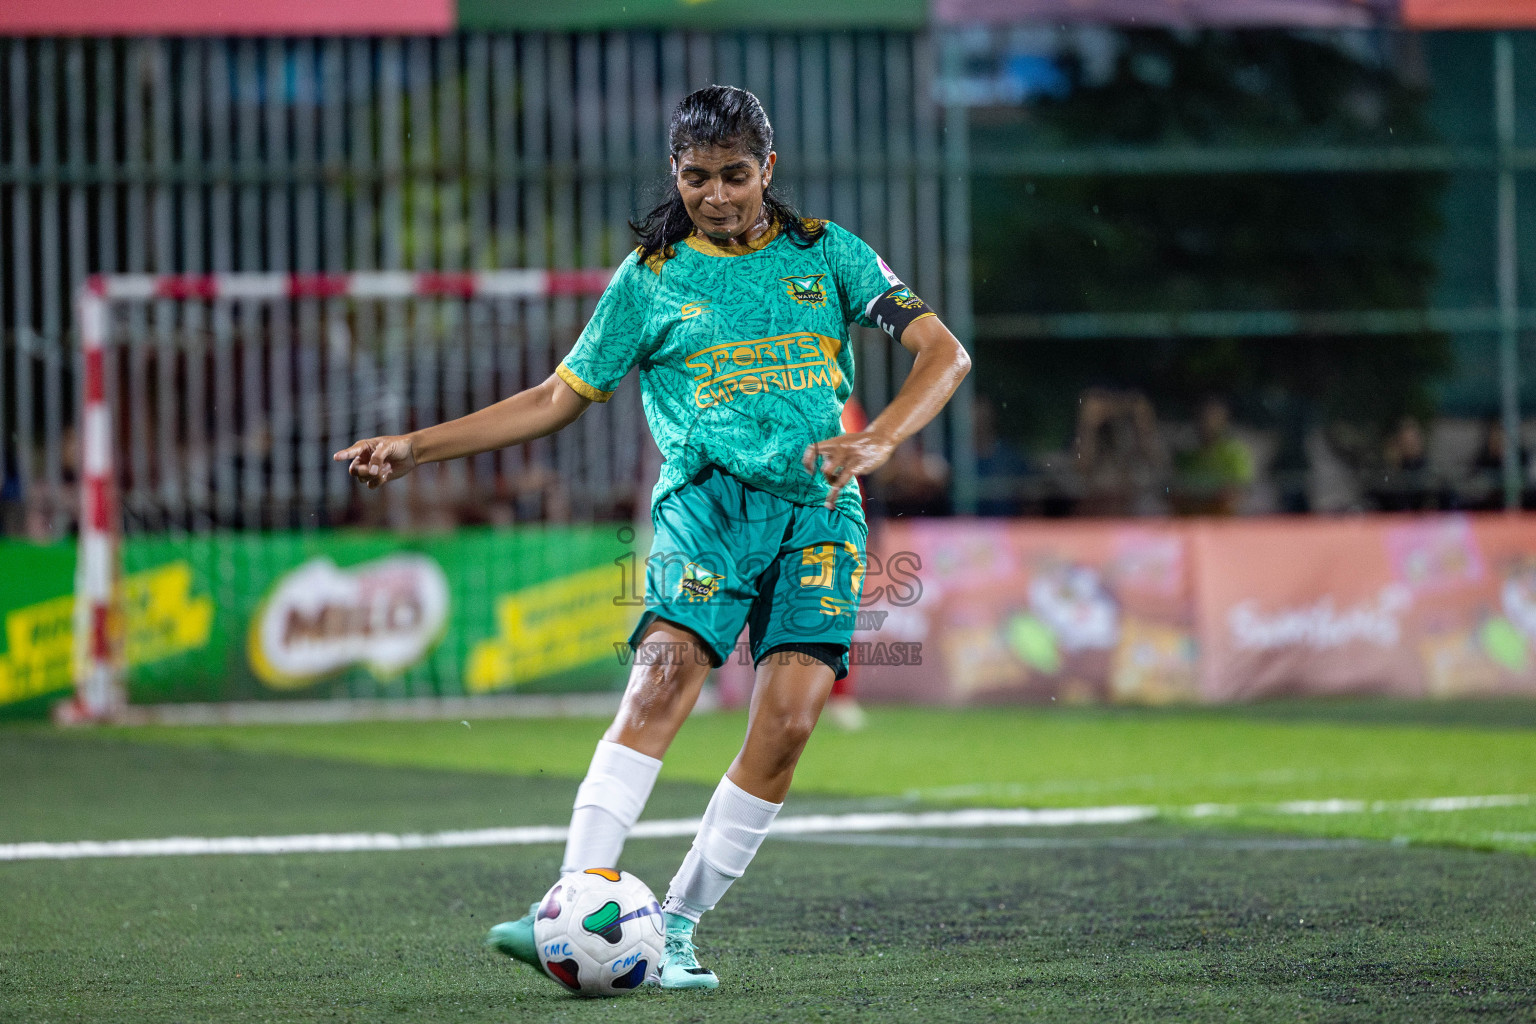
xmin=683 ymin=219 xmax=782 ymax=257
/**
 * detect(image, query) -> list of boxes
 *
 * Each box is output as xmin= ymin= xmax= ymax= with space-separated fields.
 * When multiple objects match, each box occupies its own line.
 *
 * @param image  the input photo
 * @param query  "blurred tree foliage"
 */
xmin=971 ymin=30 xmax=1449 ymax=448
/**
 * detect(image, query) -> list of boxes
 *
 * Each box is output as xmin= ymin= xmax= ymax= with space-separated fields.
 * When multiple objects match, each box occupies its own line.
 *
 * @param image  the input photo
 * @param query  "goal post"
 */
xmin=72 ymin=278 xmax=118 ymax=723
xmin=66 ymin=269 xmax=615 ymax=724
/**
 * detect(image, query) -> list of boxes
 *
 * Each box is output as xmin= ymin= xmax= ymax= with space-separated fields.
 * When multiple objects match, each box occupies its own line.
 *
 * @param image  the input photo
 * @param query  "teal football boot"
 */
xmin=659 ymin=913 xmax=719 ymax=991
xmin=485 ymin=901 xmax=542 ymax=970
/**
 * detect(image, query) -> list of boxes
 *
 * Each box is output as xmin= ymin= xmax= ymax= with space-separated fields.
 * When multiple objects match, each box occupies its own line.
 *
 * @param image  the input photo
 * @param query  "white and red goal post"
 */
xmin=64 ymin=269 xmax=611 ymax=724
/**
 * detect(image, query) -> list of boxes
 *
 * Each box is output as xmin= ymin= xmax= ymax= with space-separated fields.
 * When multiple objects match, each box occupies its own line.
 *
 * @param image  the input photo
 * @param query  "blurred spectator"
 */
xmin=1269 ymin=398 xmax=1313 ymax=514
xmin=1 ymin=438 xmax=24 ymax=535
xmin=20 ymin=427 xmax=80 ymax=539
xmin=1370 ymin=415 xmax=1442 ymax=512
xmin=1462 ymin=419 xmax=1533 ymax=511
xmin=973 ymin=394 xmax=1029 ymax=517
xmin=1171 ymin=397 xmax=1253 ymax=516
xmin=1074 ymin=388 xmax=1167 ymax=516
xmin=873 ymin=439 xmax=951 ymax=517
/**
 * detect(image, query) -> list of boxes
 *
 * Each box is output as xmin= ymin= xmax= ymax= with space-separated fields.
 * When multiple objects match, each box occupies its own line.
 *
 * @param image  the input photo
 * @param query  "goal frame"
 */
xmin=66 ymin=269 xmax=610 ymax=724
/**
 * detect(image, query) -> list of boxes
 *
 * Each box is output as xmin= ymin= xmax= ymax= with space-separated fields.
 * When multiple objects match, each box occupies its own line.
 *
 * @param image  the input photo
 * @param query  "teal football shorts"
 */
xmin=627 ymin=465 xmax=867 ymax=680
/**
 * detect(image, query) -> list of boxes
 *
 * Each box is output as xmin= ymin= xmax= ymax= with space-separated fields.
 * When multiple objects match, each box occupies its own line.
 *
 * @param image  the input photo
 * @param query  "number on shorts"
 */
xmin=800 ymin=545 xmax=836 ymax=588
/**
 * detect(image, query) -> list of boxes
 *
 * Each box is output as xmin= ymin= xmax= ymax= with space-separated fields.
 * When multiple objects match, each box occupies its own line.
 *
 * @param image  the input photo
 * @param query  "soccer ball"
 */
xmin=532 ymin=868 xmax=664 ymax=996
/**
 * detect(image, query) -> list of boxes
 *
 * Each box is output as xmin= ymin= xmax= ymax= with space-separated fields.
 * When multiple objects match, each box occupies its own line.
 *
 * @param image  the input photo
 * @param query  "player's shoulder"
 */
xmin=628 ymin=245 xmax=674 ymax=277
xmin=618 ymin=246 xmax=657 ymax=274
xmin=783 ymin=219 xmax=858 ymax=266
xmin=801 ymin=218 xmax=853 ymax=245
xmin=628 ymin=241 xmax=727 ymax=289
xmin=610 ymin=247 xmax=671 ymax=294
xmin=805 ymin=219 xmax=871 ymax=254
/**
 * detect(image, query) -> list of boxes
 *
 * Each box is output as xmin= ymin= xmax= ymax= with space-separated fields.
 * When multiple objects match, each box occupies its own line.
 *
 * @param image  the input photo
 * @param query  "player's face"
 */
xmin=672 ymin=144 xmax=776 ymax=241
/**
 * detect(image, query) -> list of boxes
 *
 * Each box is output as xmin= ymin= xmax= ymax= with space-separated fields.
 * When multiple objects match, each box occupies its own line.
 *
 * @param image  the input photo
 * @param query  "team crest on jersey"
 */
xmin=781 ymin=274 xmax=828 ymax=308
xmin=678 ymin=562 xmax=725 ymax=600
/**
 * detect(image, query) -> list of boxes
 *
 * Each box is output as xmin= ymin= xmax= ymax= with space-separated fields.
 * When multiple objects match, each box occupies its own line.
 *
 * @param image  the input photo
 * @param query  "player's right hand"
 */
xmin=333 ymin=435 xmax=418 ymax=489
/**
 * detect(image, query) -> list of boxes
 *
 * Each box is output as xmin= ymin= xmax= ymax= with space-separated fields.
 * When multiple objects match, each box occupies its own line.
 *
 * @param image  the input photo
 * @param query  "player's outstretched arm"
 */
xmin=803 ymin=314 xmax=970 ymax=508
xmin=333 ymin=372 xmax=592 ymax=489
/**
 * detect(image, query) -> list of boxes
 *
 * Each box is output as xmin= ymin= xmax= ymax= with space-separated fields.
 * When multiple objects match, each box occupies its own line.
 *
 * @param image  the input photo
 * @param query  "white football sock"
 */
xmin=662 ymin=775 xmax=782 ymax=922
xmin=559 ymin=739 xmax=663 ymax=876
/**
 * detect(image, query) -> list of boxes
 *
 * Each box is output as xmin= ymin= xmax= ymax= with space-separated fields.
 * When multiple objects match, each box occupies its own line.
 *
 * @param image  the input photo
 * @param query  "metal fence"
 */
xmin=951 ymin=26 xmax=1533 ymax=513
xmin=0 ymin=32 xmax=973 ymax=538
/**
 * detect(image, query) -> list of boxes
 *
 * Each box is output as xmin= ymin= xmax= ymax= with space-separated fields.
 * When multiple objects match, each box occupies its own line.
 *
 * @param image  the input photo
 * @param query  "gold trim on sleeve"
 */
xmin=556 ymin=362 xmax=613 ymax=403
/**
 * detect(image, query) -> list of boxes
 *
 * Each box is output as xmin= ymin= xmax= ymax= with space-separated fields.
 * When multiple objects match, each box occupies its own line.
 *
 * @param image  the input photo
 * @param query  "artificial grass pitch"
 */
xmin=4 ymin=734 xmax=1536 ymax=1023
xmin=88 ymin=700 xmax=1536 ymax=854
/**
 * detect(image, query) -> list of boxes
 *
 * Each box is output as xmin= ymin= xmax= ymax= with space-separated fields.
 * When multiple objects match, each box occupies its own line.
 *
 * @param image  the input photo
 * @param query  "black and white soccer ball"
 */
xmin=532 ymin=868 xmax=664 ymax=996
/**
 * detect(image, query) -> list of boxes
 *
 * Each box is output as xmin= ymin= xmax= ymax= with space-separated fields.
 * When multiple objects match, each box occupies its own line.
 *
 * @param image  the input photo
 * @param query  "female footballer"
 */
xmin=334 ymin=85 xmax=969 ymax=990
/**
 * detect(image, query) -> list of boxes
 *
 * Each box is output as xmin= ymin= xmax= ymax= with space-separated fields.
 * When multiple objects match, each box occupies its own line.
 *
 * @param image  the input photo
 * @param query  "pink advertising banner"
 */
xmin=0 ymin=0 xmax=452 ymax=35
xmin=933 ymin=0 xmax=1396 ymax=27
xmin=1403 ymin=0 xmax=1536 ymax=26
xmin=1193 ymin=516 xmax=1536 ymax=701
xmin=858 ymin=519 xmax=1199 ymax=704
xmin=856 ymin=514 xmax=1536 ymax=705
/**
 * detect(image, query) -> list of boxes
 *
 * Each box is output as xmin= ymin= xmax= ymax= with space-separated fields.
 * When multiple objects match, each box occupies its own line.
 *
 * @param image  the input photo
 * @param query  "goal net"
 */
xmin=68 ymin=270 xmax=651 ymax=723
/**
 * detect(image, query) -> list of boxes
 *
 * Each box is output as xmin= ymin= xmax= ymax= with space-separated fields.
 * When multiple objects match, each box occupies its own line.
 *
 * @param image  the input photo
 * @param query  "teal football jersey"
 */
xmin=557 ymin=220 xmax=928 ymax=528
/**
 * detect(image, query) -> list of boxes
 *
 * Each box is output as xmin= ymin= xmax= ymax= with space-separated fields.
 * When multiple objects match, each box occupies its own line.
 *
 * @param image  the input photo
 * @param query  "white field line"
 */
xmin=776 ymin=834 xmax=1376 ymax=851
xmin=1183 ymin=794 xmax=1532 ymax=817
xmin=1 ymin=794 xmax=1528 ymax=863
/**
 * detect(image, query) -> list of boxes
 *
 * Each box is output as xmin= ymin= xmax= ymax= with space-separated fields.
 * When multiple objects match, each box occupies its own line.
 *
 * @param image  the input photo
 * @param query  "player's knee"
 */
xmin=758 ymin=708 xmax=818 ymax=764
xmin=616 ymin=656 xmax=703 ymax=725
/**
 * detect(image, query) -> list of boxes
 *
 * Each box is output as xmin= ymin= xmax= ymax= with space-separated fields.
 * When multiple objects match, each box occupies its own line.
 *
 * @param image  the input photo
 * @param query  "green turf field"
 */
xmin=4 ymin=702 xmax=1536 ymax=1021
xmin=94 ymin=700 xmax=1536 ymax=853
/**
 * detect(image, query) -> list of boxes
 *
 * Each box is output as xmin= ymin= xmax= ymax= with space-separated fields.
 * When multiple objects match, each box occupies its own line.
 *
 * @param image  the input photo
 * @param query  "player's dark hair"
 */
xmin=631 ymin=85 xmax=822 ymax=263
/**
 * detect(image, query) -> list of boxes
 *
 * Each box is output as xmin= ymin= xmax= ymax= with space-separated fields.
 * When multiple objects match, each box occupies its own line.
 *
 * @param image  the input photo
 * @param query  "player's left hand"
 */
xmin=803 ymin=431 xmax=895 ymax=509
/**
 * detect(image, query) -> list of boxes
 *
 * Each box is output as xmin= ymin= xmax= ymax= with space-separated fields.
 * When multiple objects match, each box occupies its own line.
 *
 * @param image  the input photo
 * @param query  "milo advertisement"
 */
xmin=0 ymin=527 xmax=642 ymax=718
xmin=10 ymin=515 xmax=1536 ymax=718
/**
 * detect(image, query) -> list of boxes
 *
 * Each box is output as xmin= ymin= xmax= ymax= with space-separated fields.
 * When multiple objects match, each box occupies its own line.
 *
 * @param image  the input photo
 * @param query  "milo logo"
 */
xmin=247 ymin=554 xmax=450 ymax=689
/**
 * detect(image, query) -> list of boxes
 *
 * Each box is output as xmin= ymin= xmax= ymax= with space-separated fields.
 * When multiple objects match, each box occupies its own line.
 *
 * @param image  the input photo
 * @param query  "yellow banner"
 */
xmin=467 ymin=565 xmax=637 ymax=693
xmin=0 ymin=562 xmax=213 ymax=706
